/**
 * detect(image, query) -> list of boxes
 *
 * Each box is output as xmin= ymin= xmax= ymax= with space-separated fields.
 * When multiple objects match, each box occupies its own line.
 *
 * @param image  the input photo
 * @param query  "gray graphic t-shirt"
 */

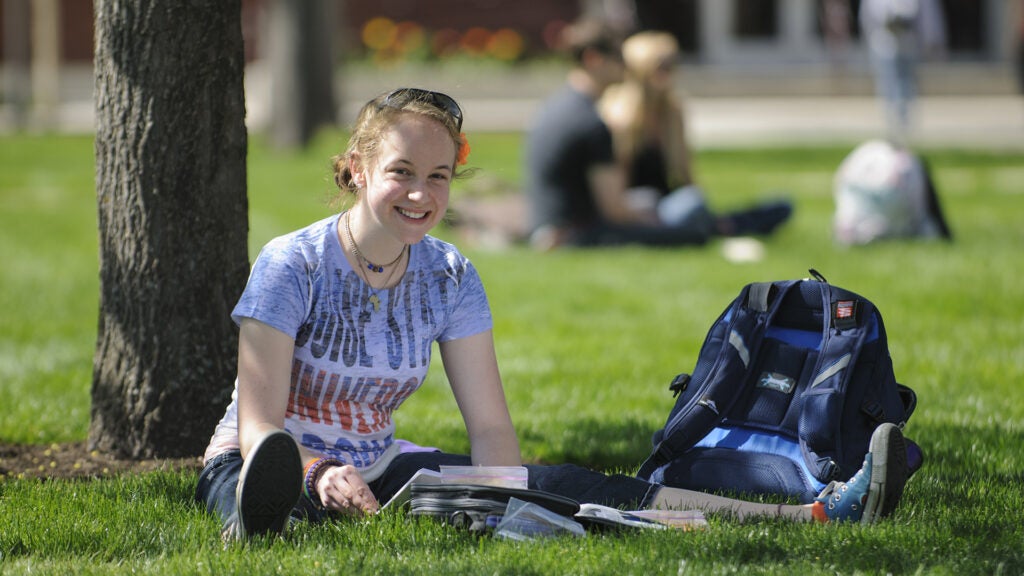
xmin=203 ymin=213 xmax=492 ymax=468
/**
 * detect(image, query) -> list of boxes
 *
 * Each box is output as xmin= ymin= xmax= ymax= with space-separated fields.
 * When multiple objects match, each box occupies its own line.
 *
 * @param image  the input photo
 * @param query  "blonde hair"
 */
xmin=599 ymin=31 xmax=692 ymax=189
xmin=622 ymin=31 xmax=679 ymax=80
xmin=332 ymin=90 xmax=467 ymax=194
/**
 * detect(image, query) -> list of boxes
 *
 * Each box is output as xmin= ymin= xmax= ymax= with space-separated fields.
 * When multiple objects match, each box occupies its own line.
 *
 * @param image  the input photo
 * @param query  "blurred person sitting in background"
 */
xmin=597 ymin=31 xmax=793 ymax=243
xmin=524 ymin=22 xmax=790 ymax=251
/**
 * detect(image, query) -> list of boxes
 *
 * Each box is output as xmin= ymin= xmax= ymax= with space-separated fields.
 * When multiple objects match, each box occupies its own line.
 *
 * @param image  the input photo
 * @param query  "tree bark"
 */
xmin=90 ymin=0 xmax=250 ymax=459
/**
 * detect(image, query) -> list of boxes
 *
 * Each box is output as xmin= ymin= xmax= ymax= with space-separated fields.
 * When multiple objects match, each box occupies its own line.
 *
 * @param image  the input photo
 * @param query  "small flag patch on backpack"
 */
xmin=833 ymin=300 xmax=857 ymax=329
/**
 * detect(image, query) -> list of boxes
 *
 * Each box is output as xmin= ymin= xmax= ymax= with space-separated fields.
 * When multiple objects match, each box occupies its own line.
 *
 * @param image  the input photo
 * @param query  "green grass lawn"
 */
xmin=1 ymin=131 xmax=1022 ymax=575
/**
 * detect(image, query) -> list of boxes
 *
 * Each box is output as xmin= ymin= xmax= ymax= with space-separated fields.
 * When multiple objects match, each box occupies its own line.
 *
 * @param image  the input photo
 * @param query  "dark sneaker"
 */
xmin=813 ymin=423 xmax=908 ymax=524
xmin=235 ymin=430 xmax=302 ymax=539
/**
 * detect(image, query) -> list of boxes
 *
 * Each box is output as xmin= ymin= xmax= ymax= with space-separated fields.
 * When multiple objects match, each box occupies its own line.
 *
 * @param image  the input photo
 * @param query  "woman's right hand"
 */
xmin=315 ymin=463 xmax=380 ymax=515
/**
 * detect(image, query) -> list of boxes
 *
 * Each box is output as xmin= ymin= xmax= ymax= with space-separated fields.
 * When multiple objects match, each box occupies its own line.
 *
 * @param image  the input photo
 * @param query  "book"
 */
xmin=437 ymin=465 xmax=528 ymax=489
xmin=381 ymin=465 xmax=528 ymax=510
xmin=622 ymin=508 xmax=709 ymax=529
xmin=382 ymin=468 xmax=442 ymax=510
xmin=575 ymin=503 xmax=708 ymax=531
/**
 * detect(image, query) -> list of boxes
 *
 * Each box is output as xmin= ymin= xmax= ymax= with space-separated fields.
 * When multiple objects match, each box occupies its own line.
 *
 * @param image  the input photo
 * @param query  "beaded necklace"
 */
xmin=342 ymin=211 xmax=408 ymax=312
xmin=344 ymin=210 xmax=407 ymax=273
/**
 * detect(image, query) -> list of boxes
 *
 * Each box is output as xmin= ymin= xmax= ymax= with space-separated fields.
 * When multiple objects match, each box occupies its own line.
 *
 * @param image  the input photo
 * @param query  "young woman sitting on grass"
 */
xmin=194 ymin=88 xmax=909 ymax=541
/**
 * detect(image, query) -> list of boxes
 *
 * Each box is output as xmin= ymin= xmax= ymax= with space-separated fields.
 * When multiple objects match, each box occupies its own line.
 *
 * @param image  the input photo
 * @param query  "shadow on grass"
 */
xmin=908 ymin=421 xmax=1024 ymax=507
xmin=518 ymin=416 xmax=656 ymax=472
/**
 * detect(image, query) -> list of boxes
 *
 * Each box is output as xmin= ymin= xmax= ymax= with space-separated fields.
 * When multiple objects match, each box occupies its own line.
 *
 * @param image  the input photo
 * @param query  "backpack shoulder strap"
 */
xmin=798 ymin=282 xmax=878 ymax=482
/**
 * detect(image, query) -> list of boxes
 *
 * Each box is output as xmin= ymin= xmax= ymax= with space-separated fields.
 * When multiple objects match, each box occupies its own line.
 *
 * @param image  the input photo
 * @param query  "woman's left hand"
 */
xmin=315 ymin=463 xmax=380 ymax=515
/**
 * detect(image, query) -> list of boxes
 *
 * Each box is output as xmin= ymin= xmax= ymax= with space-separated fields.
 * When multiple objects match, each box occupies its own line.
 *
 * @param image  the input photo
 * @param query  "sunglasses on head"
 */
xmin=379 ymin=88 xmax=463 ymax=132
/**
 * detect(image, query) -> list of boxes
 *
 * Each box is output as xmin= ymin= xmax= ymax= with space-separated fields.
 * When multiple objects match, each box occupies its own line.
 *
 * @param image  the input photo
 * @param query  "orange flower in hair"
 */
xmin=457 ymin=133 xmax=471 ymax=166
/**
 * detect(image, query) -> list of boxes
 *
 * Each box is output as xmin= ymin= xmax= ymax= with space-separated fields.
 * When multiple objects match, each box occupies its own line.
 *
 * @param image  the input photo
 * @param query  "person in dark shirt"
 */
xmin=526 ymin=23 xmax=790 ymax=251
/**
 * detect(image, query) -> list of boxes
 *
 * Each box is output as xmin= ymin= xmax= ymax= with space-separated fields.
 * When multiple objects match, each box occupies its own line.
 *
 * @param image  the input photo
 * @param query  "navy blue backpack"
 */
xmin=637 ymin=271 xmax=920 ymax=503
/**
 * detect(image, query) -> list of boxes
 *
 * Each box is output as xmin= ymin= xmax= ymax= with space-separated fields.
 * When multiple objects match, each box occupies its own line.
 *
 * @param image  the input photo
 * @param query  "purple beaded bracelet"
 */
xmin=303 ymin=457 xmax=343 ymax=509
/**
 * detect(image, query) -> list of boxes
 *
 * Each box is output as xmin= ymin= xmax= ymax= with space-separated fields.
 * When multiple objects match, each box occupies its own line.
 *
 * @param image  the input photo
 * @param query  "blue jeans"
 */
xmin=195 ymin=450 xmax=659 ymax=528
xmin=871 ymin=51 xmax=916 ymax=143
xmin=569 ymin=222 xmax=711 ymax=247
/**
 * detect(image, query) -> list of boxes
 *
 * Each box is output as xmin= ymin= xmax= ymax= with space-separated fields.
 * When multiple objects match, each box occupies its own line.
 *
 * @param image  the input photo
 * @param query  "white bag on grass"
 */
xmin=833 ymin=139 xmax=951 ymax=246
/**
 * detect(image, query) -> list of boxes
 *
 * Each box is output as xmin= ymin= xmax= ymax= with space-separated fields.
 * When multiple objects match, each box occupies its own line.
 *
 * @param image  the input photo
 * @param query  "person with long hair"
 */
xmin=599 ymin=30 xmax=793 ymax=239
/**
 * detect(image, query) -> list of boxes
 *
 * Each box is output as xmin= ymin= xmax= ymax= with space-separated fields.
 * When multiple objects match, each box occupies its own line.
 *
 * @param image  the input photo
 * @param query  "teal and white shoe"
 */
xmin=813 ymin=423 xmax=909 ymax=524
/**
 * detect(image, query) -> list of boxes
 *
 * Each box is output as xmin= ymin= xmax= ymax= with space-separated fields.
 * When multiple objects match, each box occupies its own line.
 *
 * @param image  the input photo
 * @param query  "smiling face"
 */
xmin=349 ymin=113 xmax=457 ymax=248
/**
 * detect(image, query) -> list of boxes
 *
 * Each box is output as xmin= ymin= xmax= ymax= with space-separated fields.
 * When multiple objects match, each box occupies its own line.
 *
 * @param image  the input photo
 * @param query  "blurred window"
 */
xmin=733 ymin=0 xmax=778 ymax=39
xmin=634 ymin=0 xmax=699 ymax=55
xmin=943 ymin=0 xmax=985 ymax=54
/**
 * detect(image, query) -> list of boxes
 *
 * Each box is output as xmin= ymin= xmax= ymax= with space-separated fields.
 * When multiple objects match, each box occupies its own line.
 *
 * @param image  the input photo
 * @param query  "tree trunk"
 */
xmin=90 ymin=0 xmax=250 ymax=459
xmin=267 ymin=0 xmax=337 ymax=149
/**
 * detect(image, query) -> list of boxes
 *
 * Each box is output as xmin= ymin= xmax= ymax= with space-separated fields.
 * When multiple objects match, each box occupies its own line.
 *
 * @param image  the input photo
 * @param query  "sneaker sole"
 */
xmin=862 ymin=423 xmax=908 ymax=524
xmin=236 ymin=431 xmax=302 ymax=537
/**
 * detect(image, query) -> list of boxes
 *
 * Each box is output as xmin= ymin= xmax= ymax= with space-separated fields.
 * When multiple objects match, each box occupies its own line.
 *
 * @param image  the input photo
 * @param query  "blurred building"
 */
xmin=3 ymin=1 xmax=1011 ymax=65
xmin=1 ymin=0 xmax=1020 ymax=132
xmin=632 ymin=0 xmax=1002 ymax=63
